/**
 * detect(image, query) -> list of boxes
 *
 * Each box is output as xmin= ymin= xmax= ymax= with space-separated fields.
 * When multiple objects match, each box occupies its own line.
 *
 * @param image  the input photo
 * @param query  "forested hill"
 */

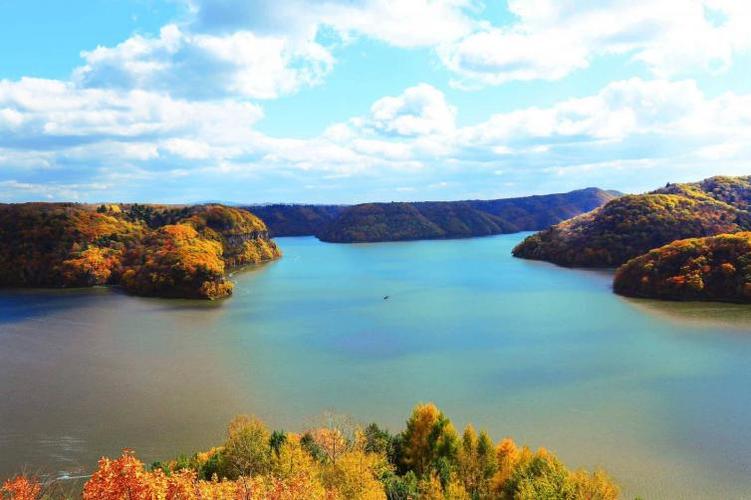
xmin=613 ymin=232 xmax=751 ymax=302
xmin=0 ymin=203 xmax=281 ymax=299
xmin=249 ymin=188 xmax=618 ymax=243
xmin=513 ymin=175 xmax=751 ymax=268
xmin=319 ymin=188 xmax=618 ymax=243
xmin=244 ymin=204 xmax=345 ymax=237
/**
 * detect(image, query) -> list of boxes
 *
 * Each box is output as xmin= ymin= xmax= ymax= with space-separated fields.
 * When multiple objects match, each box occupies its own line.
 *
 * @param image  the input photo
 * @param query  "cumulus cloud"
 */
xmin=441 ymin=0 xmax=751 ymax=87
xmin=456 ymin=79 xmax=718 ymax=146
xmin=0 ymin=77 xmax=263 ymax=151
xmin=74 ymin=24 xmax=333 ymax=100
xmin=57 ymin=0 xmax=751 ymax=104
xmin=4 ymin=75 xmax=751 ymax=202
xmin=367 ymin=83 xmax=457 ymax=136
xmin=69 ymin=0 xmax=476 ymax=101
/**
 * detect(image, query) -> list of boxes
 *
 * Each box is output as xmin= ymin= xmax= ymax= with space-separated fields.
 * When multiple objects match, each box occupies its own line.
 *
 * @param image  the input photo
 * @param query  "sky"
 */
xmin=1 ymin=0 xmax=751 ymax=204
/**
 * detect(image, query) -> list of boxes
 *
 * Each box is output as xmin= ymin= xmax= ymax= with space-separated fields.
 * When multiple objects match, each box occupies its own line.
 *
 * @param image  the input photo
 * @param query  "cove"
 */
xmin=1 ymin=233 xmax=751 ymax=498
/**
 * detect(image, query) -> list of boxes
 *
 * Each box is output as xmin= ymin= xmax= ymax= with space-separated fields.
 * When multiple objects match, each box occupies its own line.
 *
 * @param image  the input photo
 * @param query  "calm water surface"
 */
xmin=2 ymin=233 xmax=751 ymax=498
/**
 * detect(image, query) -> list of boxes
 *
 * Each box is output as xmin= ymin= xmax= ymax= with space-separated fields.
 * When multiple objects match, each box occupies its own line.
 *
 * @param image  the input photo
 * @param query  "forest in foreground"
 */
xmin=1 ymin=404 xmax=618 ymax=500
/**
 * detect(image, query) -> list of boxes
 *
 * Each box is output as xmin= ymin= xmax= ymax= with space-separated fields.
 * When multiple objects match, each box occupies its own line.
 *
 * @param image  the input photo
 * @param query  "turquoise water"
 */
xmin=1 ymin=233 xmax=751 ymax=498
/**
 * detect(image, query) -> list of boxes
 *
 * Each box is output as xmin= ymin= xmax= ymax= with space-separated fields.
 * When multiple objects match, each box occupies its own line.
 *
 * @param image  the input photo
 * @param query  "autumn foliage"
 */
xmin=514 ymin=175 xmax=751 ymax=268
xmin=614 ymin=232 xmax=751 ymax=302
xmin=3 ymin=403 xmax=620 ymax=499
xmin=317 ymin=188 xmax=617 ymax=243
xmin=0 ymin=203 xmax=281 ymax=300
xmin=1 ymin=476 xmax=41 ymax=500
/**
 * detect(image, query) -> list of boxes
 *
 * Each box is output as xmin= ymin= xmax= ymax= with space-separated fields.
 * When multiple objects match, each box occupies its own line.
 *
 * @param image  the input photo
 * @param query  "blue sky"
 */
xmin=1 ymin=0 xmax=751 ymax=203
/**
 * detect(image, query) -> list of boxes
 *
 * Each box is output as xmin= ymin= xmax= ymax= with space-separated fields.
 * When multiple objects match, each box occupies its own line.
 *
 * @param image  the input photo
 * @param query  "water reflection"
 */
xmin=624 ymin=296 xmax=751 ymax=332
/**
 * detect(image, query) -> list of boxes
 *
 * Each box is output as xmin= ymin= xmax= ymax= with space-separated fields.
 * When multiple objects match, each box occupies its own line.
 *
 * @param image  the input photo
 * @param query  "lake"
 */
xmin=1 ymin=233 xmax=751 ymax=498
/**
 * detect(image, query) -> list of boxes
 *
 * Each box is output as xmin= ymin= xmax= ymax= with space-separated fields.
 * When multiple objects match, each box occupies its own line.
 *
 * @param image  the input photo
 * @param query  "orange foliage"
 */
xmin=491 ymin=437 xmax=521 ymax=493
xmin=515 ymin=175 xmax=751 ymax=268
xmin=82 ymin=449 xmax=329 ymax=500
xmin=83 ymin=449 xmax=166 ymax=499
xmin=615 ymin=232 xmax=751 ymax=302
xmin=61 ymin=246 xmax=120 ymax=286
xmin=0 ymin=203 xmax=281 ymax=299
xmin=62 ymin=405 xmax=618 ymax=500
xmin=1 ymin=476 xmax=41 ymax=500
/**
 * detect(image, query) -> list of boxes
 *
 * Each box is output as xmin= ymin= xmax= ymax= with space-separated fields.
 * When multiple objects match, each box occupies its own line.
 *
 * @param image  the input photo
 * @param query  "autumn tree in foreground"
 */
xmin=1 ymin=476 xmax=41 ymax=500
xmin=3 ymin=403 xmax=619 ymax=499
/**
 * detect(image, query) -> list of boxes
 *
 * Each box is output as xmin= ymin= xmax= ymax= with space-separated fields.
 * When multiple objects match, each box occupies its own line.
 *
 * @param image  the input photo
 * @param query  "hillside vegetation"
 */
xmin=514 ymin=176 xmax=751 ymax=267
xmin=245 ymin=204 xmax=345 ymax=237
xmin=0 ymin=203 xmax=280 ymax=299
xmin=614 ymin=232 xmax=751 ymax=302
xmin=3 ymin=404 xmax=619 ymax=500
xmin=318 ymin=188 xmax=617 ymax=243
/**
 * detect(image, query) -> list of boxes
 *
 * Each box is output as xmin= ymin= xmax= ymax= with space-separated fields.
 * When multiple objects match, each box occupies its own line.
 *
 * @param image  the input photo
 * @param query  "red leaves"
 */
xmin=1 ymin=476 xmax=41 ymax=500
xmin=83 ymin=449 xmax=164 ymax=500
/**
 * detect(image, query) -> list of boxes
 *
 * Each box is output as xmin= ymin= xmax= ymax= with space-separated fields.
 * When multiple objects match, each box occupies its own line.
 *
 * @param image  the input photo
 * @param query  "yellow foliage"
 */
xmin=444 ymin=477 xmax=471 ymax=499
xmin=322 ymin=450 xmax=388 ymax=500
xmin=310 ymin=427 xmax=348 ymax=464
xmin=491 ymin=437 xmax=521 ymax=493
xmin=72 ymin=407 xmax=620 ymax=500
xmin=60 ymin=246 xmax=120 ymax=286
xmin=401 ymin=403 xmax=458 ymax=477
xmin=0 ymin=203 xmax=281 ymax=299
xmin=569 ymin=469 xmax=620 ymax=500
xmin=418 ymin=473 xmax=445 ymax=500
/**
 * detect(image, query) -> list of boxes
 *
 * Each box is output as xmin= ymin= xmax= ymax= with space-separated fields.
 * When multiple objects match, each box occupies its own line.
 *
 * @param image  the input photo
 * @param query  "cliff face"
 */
xmin=182 ymin=204 xmax=282 ymax=269
xmin=316 ymin=188 xmax=618 ymax=243
xmin=221 ymin=231 xmax=281 ymax=268
xmin=0 ymin=203 xmax=281 ymax=300
xmin=513 ymin=176 xmax=751 ymax=268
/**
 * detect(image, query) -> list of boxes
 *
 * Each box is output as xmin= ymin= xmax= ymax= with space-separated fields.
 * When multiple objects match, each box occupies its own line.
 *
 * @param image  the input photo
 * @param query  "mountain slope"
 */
xmin=318 ymin=187 xmax=618 ymax=243
xmin=243 ymin=204 xmax=345 ymax=237
xmin=0 ymin=203 xmax=281 ymax=299
xmin=513 ymin=176 xmax=751 ymax=267
xmin=614 ymin=232 xmax=751 ymax=302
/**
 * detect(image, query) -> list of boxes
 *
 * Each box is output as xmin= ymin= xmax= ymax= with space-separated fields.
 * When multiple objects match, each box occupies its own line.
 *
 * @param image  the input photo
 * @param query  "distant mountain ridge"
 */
xmin=247 ymin=187 xmax=619 ymax=243
xmin=246 ymin=204 xmax=346 ymax=237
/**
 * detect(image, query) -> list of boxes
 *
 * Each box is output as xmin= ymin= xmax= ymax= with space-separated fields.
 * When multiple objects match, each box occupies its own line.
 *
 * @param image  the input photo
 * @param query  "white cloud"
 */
xmin=368 ymin=83 xmax=456 ymax=136
xmin=312 ymin=0 xmax=476 ymax=48
xmin=0 ymin=180 xmax=111 ymax=200
xmin=161 ymin=138 xmax=213 ymax=160
xmin=0 ymin=77 xmax=263 ymax=143
xmin=189 ymin=0 xmax=476 ymax=48
xmin=75 ymin=24 xmax=333 ymax=100
xmin=70 ymin=0 xmax=475 ymax=101
xmin=457 ymin=78 xmax=751 ymax=147
xmin=442 ymin=0 xmax=751 ymax=87
xmin=54 ymin=0 xmax=751 ymax=106
xmin=2 ymin=75 xmax=751 ymax=201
